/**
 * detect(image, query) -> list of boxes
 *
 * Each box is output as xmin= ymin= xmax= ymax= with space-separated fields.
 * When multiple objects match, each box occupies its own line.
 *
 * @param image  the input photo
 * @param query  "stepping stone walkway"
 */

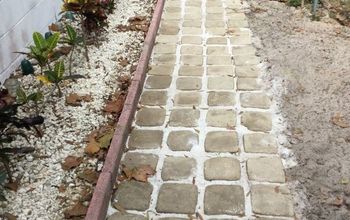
xmin=109 ymin=0 xmax=295 ymax=219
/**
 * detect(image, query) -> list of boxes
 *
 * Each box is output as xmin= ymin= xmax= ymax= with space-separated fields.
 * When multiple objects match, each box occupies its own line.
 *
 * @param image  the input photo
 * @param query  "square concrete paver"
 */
xmin=115 ymin=181 xmax=152 ymax=211
xmin=235 ymin=66 xmax=260 ymax=78
xmin=154 ymin=44 xmax=177 ymax=54
xmin=208 ymin=92 xmax=235 ymax=106
xmin=128 ymin=129 xmax=163 ymax=150
xmin=176 ymin=77 xmax=202 ymax=90
xmin=181 ymin=55 xmax=203 ymax=66
xmin=156 ymin=183 xmax=198 ymax=214
xmin=107 ymin=213 xmax=146 ymax=220
xmin=204 ymin=185 xmax=245 ymax=215
xmin=251 ymin=185 xmax=294 ymax=216
xmin=153 ymin=54 xmax=176 ymax=64
xmin=207 ymin=66 xmax=234 ymax=76
xmin=162 ymin=157 xmax=196 ymax=180
xmin=167 ymin=130 xmax=198 ymax=151
xmin=169 ymin=109 xmax=200 ymax=127
xmin=206 ymin=109 xmax=236 ymax=128
xmin=122 ymin=152 xmax=159 ymax=170
xmin=135 ymin=108 xmax=166 ymax=126
xmin=148 ymin=65 xmax=174 ymax=75
xmin=140 ymin=91 xmax=167 ymax=106
xmin=235 ymin=55 xmax=260 ymax=66
xmin=205 ymin=131 xmax=239 ymax=152
xmin=207 ymin=37 xmax=227 ymax=45
xmin=247 ymin=157 xmax=285 ymax=183
xmin=241 ymin=111 xmax=272 ymax=132
xmin=145 ymin=75 xmax=172 ymax=89
xmin=207 ymin=76 xmax=235 ymax=90
xmin=179 ymin=66 xmax=204 ymax=76
xmin=207 ymin=46 xmax=229 ymax=55
xmin=181 ymin=45 xmax=203 ymax=55
xmin=174 ymin=92 xmax=202 ymax=106
xmin=243 ymin=133 xmax=278 ymax=154
xmin=204 ymin=157 xmax=240 ymax=180
xmin=232 ymin=45 xmax=256 ymax=56
xmin=181 ymin=36 xmax=202 ymax=44
xmin=237 ymin=78 xmax=261 ymax=91
xmin=207 ymin=56 xmax=232 ymax=65
xmin=240 ymin=93 xmax=271 ymax=109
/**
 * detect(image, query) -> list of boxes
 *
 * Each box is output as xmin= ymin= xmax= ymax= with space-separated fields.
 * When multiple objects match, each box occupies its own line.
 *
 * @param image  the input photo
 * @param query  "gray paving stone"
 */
xmin=235 ymin=55 xmax=260 ymax=66
xmin=207 ymin=66 xmax=234 ymax=76
xmin=208 ymin=92 xmax=235 ymax=106
xmin=204 ymin=185 xmax=245 ymax=215
xmin=135 ymin=108 xmax=166 ymax=126
xmin=206 ymin=109 xmax=236 ymax=128
xmin=154 ymin=44 xmax=177 ymax=54
xmin=159 ymin=218 xmax=187 ymax=220
xmin=156 ymin=183 xmax=198 ymax=214
xmin=162 ymin=157 xmax=196 ymax=180
xmin=181 ymin=36 xmax=202 ymax=45
xmin=174 ymin=92 xmax=201 ymax=106
xmin=179 ymin=66 xmax=204 ymax=76
xmin=206 ymin=20 xmax=225 ymax=28
xmin=232 ymin=45 xmax=256 ymax=56
xmin=153 ymin=54 xmax=176 ymax=64
xmin=207 ymin=76 xmax=235 ymax=90
xmin=145 ymin=75 xmax=172 ymax=89
xmin=247 ymin=157 xmax=285 ymax=183
xmin=148 ymin=65 xmax=174 ymax=75
xmin=207 ymin=46 xmax=229 ymax=55
xmin=122 ymin=152 xmax=159 ymax=169
xmin=181 ymin=55 xmax=203 ymax=66
xmin=235 ymin=66 xmax=260 ymax=78
xmin=251 ymin=185 xmax=294 ymax=216
xmin=115 ymin=181 xmax=153 ymax=211
xmin=169 ymin=109 xmax=200 ymax=127
xmin=162 ymin=13 xmax=180 ymax=21
xmin=205 ymin=131 xmax=239 ymax=152
xmin=184 ymin=13 xmax=201 ymax=20
xmin=240 ymin=93 xmax=271 ymax=109
xmin=226 ymin=12 xmax=246 ymax=20
xmin=204 ymin=157 xmax=240 ymax=180
xmin=206 ymin=37 xmax=227 ymax=45
xmin=159 ymin=22 xmax=180 ymax=35
xmin=206 ymin=27 xmax=226 ymax=35
xmin=230 ymin=35 xmax=252 ymax=45
xmin=140 ymin=91 xmax=167 ymax=106
xmin=156 ymin=35 xmax=179 ymax=44
xmin=165 ymin=7 xmax=181 ymax=13
xmin=181 ymin=45 xmax=203 ymax=55
xmin=241 ymin=112 xmax=272 ymax=132
xmin=128 ymin=129 xmax=163 ymax=150
xmin=167 ymin=130 xmax=198 ymax=151
xmin=182 ymin=27 xmax=202 ymax=35
xmin=228 ymin=19 xmax=249 ymax=28
xmin=243 ymin=133 xmax=278 ymax=154
xmin=237 ymin=78 xmax=261 ymax=91
xmin=107 ymin=213 xmax=146 ymax=220
xmin=183 ymin=20 xmax=202 ymax=28
xmin=176 ymin=77 xmax=202 ymax=90
xmin=206 ymin=14 xmax=223 ymax=20
xmin=207 ymin=56 xmax=232 ymax=65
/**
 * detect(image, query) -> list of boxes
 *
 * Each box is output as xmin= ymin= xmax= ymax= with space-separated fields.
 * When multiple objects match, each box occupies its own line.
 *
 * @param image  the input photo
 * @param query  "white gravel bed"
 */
xmin=0 ymin=0 xmax=154 ymax=219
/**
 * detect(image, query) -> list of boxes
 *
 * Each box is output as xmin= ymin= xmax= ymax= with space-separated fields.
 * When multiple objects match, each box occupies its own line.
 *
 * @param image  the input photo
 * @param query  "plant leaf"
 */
xmin=27 ymin=92 xmax=43 ymax=102
xmin=66 ymin=24 xmax=77 ymax=42
xmin=46 ymin=32 xmax=60 ymax=52
xmin=54 ymin=61 xmax=65 ymax=79
xmin=16 ymin=87 xmax=27 ymax=104
xmin=33 ymin=32 xmax=46 ymax=51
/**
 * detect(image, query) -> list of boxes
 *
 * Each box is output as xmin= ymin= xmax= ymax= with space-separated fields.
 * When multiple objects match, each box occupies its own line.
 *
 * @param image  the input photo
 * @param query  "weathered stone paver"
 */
xmin=110 ymin=0 xmax=295 ymax=219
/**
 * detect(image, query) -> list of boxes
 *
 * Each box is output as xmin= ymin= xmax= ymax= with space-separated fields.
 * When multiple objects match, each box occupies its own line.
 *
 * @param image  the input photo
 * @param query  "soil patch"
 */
xmin=246 ymin=1 xmax=350 ymax=219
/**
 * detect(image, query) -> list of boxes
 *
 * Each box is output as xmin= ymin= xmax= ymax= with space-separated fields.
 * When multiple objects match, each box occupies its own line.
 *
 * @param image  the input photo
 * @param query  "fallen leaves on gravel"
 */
xmin=330 ymin=196 xmax=344 ymax=207
xmin=66 ymin=93 xmax=93 ymax=106
xmin=61 ymin=156 xmax=83 ymax=170
xmin=64 ymin=202 xmax=88 ymax=219
xmin=104 ymin=92 xmax=126 ymax=114
xmin=77 ymin=169 xmax=99 ymax=184
xmin=5 ymin=181 xmax=19 ymax=192
xmin=122 ymin=165 xmax=156 ymax=182
xmin=118 ymin=57 xmax=129 ymax=67
xmin=116 ymin=16 xmax=150 ymax=33
xmin=331 ymin=112 xmax=350 ymax=128
xmin=2 ymin=212 xmax=17 ymax=220
xmin=85 ymin=126 xmax=115 ymax=155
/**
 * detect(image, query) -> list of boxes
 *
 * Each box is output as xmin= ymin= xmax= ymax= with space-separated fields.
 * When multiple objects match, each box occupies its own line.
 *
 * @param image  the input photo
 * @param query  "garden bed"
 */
xmin=0 ymin=0 xmax=155 ymax=219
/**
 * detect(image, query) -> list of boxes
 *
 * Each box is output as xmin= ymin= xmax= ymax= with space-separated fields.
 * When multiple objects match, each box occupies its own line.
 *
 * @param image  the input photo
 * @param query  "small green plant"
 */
xmin=288 ymin=0 xmax=303 ymax=7
xmin=43 ymin=60 xmax=65 ymax=97
xmin=16 ymin=87 xmax=43 ymax=115
xmin=61 ymin=24 xmax=84 ymax=75
xmin=18 ymin=32 xmax=60 ymax=74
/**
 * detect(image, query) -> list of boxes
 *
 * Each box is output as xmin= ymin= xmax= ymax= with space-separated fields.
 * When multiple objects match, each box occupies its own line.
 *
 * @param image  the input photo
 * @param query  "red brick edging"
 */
xmin=85 ymin=0 xmax=165 ymax=219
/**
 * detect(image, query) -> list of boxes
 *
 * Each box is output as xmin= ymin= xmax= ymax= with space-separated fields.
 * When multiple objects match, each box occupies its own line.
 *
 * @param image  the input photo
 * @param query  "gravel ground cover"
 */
xmin=0 ymin=0 xmax=155 ymax=219
xmin=246 ymin=1 xmax=350 ymax=219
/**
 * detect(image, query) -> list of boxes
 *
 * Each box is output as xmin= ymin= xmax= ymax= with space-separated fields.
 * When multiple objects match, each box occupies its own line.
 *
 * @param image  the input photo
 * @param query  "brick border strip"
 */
xmin=85 ymin=0 xmax=165 ymax=219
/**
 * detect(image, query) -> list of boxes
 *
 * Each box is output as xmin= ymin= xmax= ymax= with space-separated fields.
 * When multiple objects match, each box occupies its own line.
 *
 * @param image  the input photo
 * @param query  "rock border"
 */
xmin=85 ymin=0 xmax=165 ymax=219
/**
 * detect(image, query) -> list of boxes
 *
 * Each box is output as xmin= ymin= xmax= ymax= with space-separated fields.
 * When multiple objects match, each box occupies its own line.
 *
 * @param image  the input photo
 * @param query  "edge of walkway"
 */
xmin=85 ymin=0 xmax=165 ymax=219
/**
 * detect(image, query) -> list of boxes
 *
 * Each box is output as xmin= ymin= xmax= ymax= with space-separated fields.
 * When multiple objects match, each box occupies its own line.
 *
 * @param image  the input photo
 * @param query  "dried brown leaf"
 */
xmin=122 ymin=165 xmax=156 ymax=182
xmin=63 ymin=202 xmax=88 ymax=219
xmin=331 ymin=112 xmax=350 ymax=128
xmin=66 ymin=93 xmax=93 ymax=106
xmin=118 ymin=57 xmax=129 ymax=67
xmin=61 ymin=156 xmax=83 ymax=170
xmin=78 ymin=169 xmax=99 ymax=184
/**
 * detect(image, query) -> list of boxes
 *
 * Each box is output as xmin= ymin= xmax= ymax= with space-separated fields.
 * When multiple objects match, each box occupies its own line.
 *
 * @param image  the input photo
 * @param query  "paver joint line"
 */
xmin=109 ymin=0 xmax=295 ymax=219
